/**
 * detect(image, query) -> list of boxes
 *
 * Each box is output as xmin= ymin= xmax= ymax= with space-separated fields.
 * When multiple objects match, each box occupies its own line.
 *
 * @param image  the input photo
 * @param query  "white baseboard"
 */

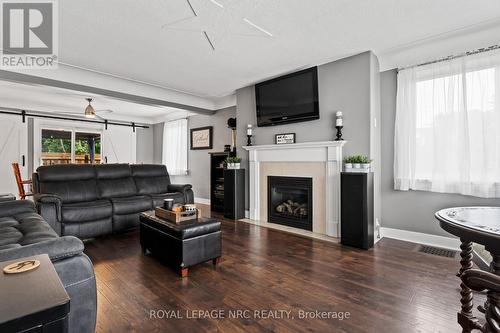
xmin=380 ymin=227 xmax=460 ymax=250
xmin=194 ymin=197 xmax=210 ymax=205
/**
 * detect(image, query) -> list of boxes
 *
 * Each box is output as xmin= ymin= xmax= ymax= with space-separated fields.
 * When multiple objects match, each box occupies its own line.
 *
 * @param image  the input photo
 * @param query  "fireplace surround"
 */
xmin=268 ymin=176 xmax=313 ymax=231
xmin=243 ymin=141 xmax=345 ymax=237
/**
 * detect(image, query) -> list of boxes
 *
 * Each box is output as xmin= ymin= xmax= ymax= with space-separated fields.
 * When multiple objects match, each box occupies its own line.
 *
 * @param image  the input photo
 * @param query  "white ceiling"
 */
xmin=0 ymin=81 xmax=195 ymax=124
xmin=58 ymin=0 xmax=500 ymax=97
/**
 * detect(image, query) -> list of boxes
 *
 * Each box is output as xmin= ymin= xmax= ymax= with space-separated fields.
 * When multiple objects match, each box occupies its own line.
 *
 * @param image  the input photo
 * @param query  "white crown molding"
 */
xmin=377 ymin=17 xmax=500 ymax=71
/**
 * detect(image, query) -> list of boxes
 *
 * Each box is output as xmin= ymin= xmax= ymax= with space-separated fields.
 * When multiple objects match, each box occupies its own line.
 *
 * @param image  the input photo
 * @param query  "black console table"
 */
xmin=435 ymin=207 xmax=500 ymax=333
xmin=0 ymin=254 xmax=70 ymax=332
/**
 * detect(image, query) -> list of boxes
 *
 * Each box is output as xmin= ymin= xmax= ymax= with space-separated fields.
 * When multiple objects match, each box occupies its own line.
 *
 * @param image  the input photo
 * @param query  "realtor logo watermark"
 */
xmin=1 ymin=0 xmax=58 ymax=68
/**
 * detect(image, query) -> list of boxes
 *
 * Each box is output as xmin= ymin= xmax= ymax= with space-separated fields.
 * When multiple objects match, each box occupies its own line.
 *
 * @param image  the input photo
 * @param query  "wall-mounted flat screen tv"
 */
xmin=255 ymin=67 xmax=319 ymax=127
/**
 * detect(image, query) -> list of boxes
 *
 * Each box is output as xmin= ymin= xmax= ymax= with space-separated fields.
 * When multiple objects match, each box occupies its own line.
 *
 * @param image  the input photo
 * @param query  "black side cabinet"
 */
xmin=210 ymin=152 xmax=230 ymax=212
xmin=341 ymin=172 xmax=374 ymax=250
xmin=224 ymin=169 xmax=245 ymax=219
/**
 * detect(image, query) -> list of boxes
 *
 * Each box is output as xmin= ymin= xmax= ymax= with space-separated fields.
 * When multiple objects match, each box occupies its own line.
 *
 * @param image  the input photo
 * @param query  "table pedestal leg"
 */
xmin=458 ymin=240 xmax=478 ymax=333
xmin=484 ymin=253 xmax=500 ymax=333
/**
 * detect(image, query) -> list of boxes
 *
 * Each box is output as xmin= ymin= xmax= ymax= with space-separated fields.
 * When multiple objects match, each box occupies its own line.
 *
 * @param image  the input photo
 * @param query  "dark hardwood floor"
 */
xmin=84 ymin=207 xmax=479 ymax=333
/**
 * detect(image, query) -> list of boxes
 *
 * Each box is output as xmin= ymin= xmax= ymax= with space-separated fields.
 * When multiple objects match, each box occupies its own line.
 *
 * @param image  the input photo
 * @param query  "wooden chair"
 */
xmin=12 ymin=163 xmax=33 ymax=200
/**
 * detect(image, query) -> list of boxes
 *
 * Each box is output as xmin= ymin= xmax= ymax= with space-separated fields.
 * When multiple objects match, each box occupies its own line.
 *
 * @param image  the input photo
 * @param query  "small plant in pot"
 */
xmin=352 ymin=155 xmax=362 ymax=169
xmin=344 ymin=156 xmax=355 ymax=169
xmin=359 ymin=155 xmax=372 ymax=170
xmin=225 ymin=156 xmax=242 ymax=169
xmin=345 ymin=155 xmax=371 ymax=172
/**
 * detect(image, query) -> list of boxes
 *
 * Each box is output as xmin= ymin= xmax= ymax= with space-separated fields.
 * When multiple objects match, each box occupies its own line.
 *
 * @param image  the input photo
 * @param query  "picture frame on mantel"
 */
xmin=275 ymin=133 xmax=296 ymax=145
xmin=190 ymin=126 xmax=213 ymax=150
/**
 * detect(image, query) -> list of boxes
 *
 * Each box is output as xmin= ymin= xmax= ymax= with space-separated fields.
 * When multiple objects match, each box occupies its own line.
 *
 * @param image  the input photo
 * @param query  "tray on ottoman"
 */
xmin=139 ymin=211 xmax=222 ymax=277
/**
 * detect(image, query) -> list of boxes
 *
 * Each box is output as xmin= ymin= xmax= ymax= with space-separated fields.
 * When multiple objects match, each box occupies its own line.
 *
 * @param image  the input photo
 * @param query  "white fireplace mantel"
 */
xmin=243 ymin=141 xmax=346 ymax=237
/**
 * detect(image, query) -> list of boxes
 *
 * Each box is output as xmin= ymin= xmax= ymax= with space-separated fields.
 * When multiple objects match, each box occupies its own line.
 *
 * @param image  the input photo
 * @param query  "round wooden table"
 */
xmin=436 ymin=207 xmax=500 ymax=333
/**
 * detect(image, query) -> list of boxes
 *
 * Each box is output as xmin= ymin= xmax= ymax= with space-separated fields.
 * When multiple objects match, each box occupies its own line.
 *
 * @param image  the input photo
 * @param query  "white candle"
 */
xmin=247 ymin=124 xmax=252 ymax=136
xmin=336 ymin=118 xmax=343 ymax=127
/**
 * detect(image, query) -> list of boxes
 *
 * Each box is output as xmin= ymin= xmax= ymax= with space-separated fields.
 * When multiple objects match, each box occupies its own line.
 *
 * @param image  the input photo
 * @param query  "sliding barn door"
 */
xmin=102 ymin=125 xmax=136 ymax=164
xmin=0 ymin=114 xmax=28 ymax=196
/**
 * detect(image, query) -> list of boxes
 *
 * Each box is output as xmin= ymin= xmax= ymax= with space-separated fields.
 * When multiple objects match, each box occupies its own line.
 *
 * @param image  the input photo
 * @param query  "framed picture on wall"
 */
xmin=190 ymin=126 xmax=213 ymax=150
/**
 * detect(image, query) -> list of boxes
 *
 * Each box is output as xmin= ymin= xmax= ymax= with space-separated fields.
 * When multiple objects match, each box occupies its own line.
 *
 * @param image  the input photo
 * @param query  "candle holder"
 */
xmin=335 ymin=126 xmax=343 ymax=141
xmin=247 ymin=134 xmax=253 ymax=146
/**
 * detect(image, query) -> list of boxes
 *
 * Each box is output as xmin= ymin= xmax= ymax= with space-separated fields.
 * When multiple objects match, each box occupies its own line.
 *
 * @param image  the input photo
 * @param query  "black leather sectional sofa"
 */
xmin=0 ymin=199 xmax=96 ymax=333
xmin=33 ymin=164 xmax=194 ymax=238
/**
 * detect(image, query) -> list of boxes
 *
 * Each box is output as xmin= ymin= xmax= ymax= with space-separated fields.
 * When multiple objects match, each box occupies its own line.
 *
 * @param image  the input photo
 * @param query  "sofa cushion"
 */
xmin=110 ymin=195 xmax=152 ymax=215
xmin=131 ymin=164 xmax=171 ymax=194
xmin=95 ymin=164 xmax=138 ymax=198
xmin=62 ymin=199 xmax=113 ymax=223
xmin=36 ymin=165 xmax=98 ymax=203
xmin=149 ymin=192 xmax=185 ymax=208
xmin=0 ymin=212 xmax=58 ymax=249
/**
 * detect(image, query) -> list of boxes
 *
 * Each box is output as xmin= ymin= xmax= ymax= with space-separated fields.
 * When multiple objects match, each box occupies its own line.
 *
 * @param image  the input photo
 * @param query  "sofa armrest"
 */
xmin=0 ymin=199 xmax=36 ymax=217
xmin=0 ymin=236 xmax=84 ymax=263
xmin=168 ymin=183 xmax=192 ymax=193
xmin=34 ymin=193 xmax=63 ymax=234
xmin=34 ymin=193 xmax=63 ymax=205
xmin=168 ymin=184 xmax=194 ymax=204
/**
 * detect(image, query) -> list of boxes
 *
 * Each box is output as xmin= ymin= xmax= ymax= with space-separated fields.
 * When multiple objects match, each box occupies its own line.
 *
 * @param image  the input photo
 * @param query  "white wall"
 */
xmin=152 ymin=107 xmax=236 ymax=200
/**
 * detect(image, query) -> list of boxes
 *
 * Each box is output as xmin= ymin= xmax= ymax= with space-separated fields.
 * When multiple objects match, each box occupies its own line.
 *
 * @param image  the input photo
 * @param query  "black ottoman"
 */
xmin=139 ymin=211 xmax=222 ymax=277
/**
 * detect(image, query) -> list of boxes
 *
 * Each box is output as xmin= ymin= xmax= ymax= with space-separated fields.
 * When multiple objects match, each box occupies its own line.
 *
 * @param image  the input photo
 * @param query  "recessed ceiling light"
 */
xmin=208 ymin=0 xmax=224 ymax=8
xmin=243 ymin=18 xmax=273 ymax=37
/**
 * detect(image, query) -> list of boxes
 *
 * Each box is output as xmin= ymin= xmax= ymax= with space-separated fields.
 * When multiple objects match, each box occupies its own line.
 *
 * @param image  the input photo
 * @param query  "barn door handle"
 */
xmin=105 ymin=156 xmax=107 ymax=164
xmin=22 ymin=155 xmax=25 ymax=167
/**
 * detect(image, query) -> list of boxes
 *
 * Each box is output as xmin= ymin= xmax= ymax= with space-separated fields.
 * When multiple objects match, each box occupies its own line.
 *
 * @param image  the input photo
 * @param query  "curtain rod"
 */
xmin=0 ymin=107 xmax=149 ymax=131
xmin=397 ymin=44 xmax=500 ymax=72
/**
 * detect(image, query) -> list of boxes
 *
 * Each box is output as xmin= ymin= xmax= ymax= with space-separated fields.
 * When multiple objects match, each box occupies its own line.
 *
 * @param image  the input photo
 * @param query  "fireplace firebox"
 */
xmin=267 ymin=176 xmax=312 ymax=231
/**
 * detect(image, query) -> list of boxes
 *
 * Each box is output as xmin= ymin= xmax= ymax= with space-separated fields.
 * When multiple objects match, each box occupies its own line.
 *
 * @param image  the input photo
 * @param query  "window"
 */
xmin=395 ymin=49 xmax=500 ymax=198
xmin=41 ymin=129 xmax=72 ymax=165
xmin=40 ymin=127 xmax=102 ymax=166
xmin=162 ymin=119 xmax=188 ymax=176
xmin=75 ymin=132 xmax=101 ymax=164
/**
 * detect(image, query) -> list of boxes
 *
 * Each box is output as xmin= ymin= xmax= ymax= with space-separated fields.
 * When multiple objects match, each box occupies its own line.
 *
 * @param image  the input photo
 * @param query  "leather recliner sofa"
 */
xmin=33 ymin=164 xmax=194 ymax=238
xmin=0 ymin=199 xmax=96 ymax=333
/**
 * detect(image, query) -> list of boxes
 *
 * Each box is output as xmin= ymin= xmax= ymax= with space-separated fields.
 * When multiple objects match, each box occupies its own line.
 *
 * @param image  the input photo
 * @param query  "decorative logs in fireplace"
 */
xmin=268 ymin=176 xmax=313 ymax=231
xmin=275 ymin=200 xmax=308 ymax=218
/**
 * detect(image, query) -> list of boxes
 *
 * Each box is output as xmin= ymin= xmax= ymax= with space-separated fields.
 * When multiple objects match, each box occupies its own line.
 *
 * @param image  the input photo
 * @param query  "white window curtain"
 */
xmin=395 ymin=49 xmax=500 ymax=198
xmin=162 ymin=119 xmax=188 ymax=176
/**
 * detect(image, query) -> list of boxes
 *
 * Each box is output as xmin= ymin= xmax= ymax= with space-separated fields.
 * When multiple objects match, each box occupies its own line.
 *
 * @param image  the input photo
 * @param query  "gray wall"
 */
xmin=380 ymin=69 xmax=500 ymax=236
xmin=152 ymin=123 xmax=163 ymax=164
xmin=236 ymin=52 xmax=382 ymax=224
xmin=136 ymin=127 xmax=154 ymax=163
xmin=152 ymin=107 xmax=236 ymax=200
xmin=237 ymin=52 xmax=374 ymax=156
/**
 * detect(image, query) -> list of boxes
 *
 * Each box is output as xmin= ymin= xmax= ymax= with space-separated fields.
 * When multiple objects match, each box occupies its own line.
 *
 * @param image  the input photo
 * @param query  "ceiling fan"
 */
xmin=53 ymin=98 xmax=114 ymax=120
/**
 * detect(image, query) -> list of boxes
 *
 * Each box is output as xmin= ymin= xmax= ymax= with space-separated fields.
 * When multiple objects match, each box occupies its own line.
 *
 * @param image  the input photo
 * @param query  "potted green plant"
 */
xmin=344 ymin=156 xmax=355 ymax=169
xmin=226 ymin=156 xmax=242 ymax=169
xmin=352 ymin=155 xmax=362 ymax=169
xmin=344 ymin=155 xmax=371 ymax=172
xmin=360 ymin=155 xmax=372 ymax=170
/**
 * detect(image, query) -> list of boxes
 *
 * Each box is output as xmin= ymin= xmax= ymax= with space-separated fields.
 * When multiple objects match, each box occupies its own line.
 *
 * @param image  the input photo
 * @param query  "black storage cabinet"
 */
xmin=210 ymin=152 xmax=230 ymax=212
xmin=341 ymin=172 xmax=374 ymax=249
xmin=224 ymin=169 xmax=245 ymax=219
